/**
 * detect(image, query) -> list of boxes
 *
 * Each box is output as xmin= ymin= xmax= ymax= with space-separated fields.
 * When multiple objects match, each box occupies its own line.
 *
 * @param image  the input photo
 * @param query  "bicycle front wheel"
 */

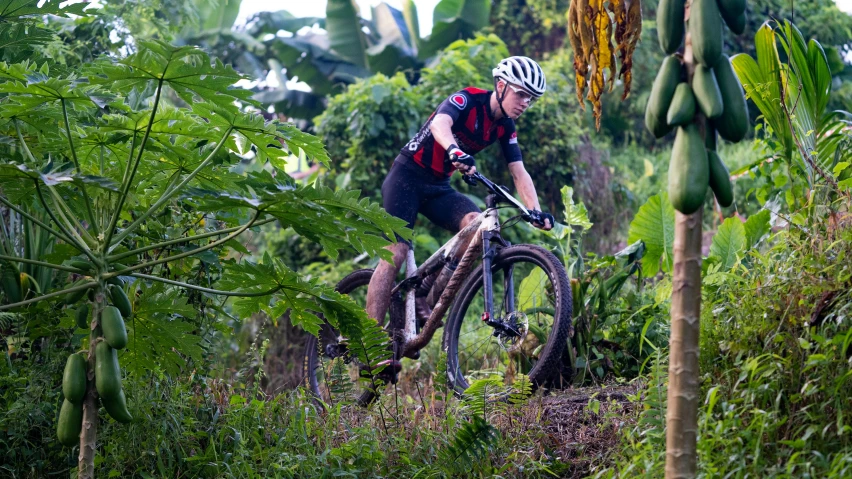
xmin=443 ymin=244 xmax=573 ymax=394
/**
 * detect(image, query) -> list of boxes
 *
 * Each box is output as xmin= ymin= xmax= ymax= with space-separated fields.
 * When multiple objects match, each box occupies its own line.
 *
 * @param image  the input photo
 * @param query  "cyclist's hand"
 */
xmin=529 ymin=210 xmax=554 ymax=230
xmin=449 ymin=145 xmax=476 ymax=175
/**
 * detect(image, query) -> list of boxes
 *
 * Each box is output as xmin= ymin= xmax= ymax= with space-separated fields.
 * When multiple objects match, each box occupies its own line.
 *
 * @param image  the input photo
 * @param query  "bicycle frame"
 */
xmin=393 ymin=187 xmax=527 ymax=358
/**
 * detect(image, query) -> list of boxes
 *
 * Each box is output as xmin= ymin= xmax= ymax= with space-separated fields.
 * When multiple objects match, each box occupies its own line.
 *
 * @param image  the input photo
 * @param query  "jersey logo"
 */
xmin=450 ymin=94 xmax=467 ymax=110
xmin=509 ymin=131 xmax=518 ymax=144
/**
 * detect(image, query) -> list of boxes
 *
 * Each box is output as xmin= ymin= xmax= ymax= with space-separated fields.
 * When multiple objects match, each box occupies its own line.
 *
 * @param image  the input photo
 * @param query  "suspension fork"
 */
xmin=480 ymin=194 xmax=509 ymax=323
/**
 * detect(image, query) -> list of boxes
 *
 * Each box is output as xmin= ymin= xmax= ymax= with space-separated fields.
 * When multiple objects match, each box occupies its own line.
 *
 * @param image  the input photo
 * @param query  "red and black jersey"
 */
xmin=399 ymin=87 xmax=522 ymax=178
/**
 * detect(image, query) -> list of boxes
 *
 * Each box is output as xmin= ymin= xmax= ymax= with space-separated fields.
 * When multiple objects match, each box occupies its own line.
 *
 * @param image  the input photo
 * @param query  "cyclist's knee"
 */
xmin=381 ymin=242 xmax=410 ymax=271
xmin=460 ymin=212 xmax=479 ymax=229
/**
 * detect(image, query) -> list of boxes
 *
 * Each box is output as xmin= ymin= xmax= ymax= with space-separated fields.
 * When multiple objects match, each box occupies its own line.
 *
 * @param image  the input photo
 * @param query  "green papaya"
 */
xmin=718 ymin=0 xmax=746 ymax=31
xmin=667 ymin=83 xmax=696 ymax=126
xmin=102 ymin=306 xmax=128 ymax=350
xmin=62 ymin=353 xmax=88 ymax=404
xmin=108 ymin=285 xmax=132 ymax=318
xmin=106 ymin=276 xmax=123 ymax=287
xmin=645 ymin=55 xmax=683 ymax=138
xmin=102 ymin=388 xmax=133 ymax=423
xmin=57 ymin=399 xmax=83 ymax=446
xmin=668 ymin=123 xmax=709 ymax=214
xmin=657 ymin=0 xmax=685 ymax=54
xmin=728 ymin=11 xmax=746 ymax=35
xmin=708 ymin=150 xmax=734 ymax=207
xmin=711 ymin=55 xmax=749 ymax=142
xmin=69 ymin=260 xmax=94 ymax=274
xmin=75 ymin=304 xmax=90 ymax=330
xmin=706 ymin=124 xmax=718 ymax=151
xmin=693 ymin=65 xmax=724 ymax=119
xmin=690 ymin=0 xmax=724 ymax=67
xmin=95 ymin=341 xmax=121 ymax=400
xmin=1 ymin=260 xmax=22 ymax=304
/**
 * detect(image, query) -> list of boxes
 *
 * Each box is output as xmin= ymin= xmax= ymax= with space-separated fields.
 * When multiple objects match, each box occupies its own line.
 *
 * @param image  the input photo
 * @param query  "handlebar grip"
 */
xmin=462 ymin=174 xmax=478 ymax=186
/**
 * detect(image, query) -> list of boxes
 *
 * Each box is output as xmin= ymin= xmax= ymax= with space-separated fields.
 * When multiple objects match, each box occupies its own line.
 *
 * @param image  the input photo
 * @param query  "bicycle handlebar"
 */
xmin=461 ymin=172 xmax=548 ymax=226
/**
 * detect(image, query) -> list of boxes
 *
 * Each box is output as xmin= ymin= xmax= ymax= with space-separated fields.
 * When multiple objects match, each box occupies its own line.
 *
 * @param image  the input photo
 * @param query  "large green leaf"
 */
xmin=744 ymin=209 xmax=771 ymax=249
xmin=401 ymin=0 xmax=421 ymax=53
xmin=200 ymin=0 xmax=241 ymax=31
xmin=246 ymin=10 xmax=326 ymax=36
xmin=123 ymin=282 xmax=203 ymax=377
xmin=88 ymin=40 xmax=254 ymax=107
xmin=709 ymin=217 xmax=746 ymax=271
xmin=732 ymin=25 xmax=792 ymax=160
xmin=627 ymin=192 xmax=675 ymax=277
xmin=419 ymin=0 xmax=491 ymax=59
xmin=326 ymin=0 xmax=369 ymax=69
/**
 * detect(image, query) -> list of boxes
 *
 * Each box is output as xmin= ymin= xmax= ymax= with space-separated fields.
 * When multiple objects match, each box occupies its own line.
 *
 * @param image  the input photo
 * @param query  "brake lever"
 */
xmin=462 ymin=174 xmax=478 ymax=186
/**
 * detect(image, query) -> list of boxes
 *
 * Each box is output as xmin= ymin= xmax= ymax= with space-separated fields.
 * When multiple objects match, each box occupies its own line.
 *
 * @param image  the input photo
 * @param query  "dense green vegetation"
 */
xmin=1 ymin=0 xmax=851 ymax=478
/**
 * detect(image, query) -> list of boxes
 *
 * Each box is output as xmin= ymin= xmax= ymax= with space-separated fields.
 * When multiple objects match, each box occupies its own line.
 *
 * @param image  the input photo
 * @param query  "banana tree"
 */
xmin=0 ymin=12 xmax=409 ymax=477
xmin=229 ymin=0 xmax=491 ymax=120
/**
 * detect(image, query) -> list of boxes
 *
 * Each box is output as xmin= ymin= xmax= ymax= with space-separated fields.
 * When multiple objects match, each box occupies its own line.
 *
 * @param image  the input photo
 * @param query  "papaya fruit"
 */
xmin=668 ymin=123 xmax=709 ymax=214
xmin=657 ymin=0 xmax=685 ymax=54
xmin=708 ymin=150 xmax=734 ymax=207
xmin=728 ymin=11 xmax=746 ymax=35
xmin=69 ymin=260 xmax=94 ymax=274
xmin=102 ymin=388 xmax=133 ymax=423
xmin=95 ymin=341 xmax=122 ymax=400
xmin=108 ymin=284 xmax=132 ymax=318
xmin=62 ymin=353 xmax=87 ymax=404
xmin=102 ymin=306 xmax=128 ymax=350
xmin=645 ymin=55 xmax=683 ymax=138
xmin=718 ymin=0 xmax=746 ymax=32
xmin=706 ymin=124 xmax=718 ymax=151
xmin=711 ymin=55 xmax=749 ymax=142
xmin=693 ymin=65 xmax=724 ymax=119
xmin=667 ymin=83 xmax=696 ymax=126
xmin=106 ymin=276 xmax=123 ymax=287
xmin=75 ymin=304 xmax=90 ymax=330
xmin=57 ymin=399 xmax=83 ymax=446
xmin=1 ymin=260 xmax=22 ymax=304
xmin=690 ymin=0 xmax=724 ymax=67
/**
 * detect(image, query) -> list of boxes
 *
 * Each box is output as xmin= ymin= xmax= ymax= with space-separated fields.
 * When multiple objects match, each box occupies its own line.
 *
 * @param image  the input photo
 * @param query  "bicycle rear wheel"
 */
xmin=302 ymin=269 xmax=380 ymax=407
xmin=443 ymin=244 xmax=573 ymax=394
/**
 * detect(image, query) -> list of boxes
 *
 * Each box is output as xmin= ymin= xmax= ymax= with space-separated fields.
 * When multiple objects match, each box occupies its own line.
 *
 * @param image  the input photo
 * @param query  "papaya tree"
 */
xmin=0 ymin=8 xmax=408 ymax=479
xmin=644 ymin=0 xmax=749 ymax=475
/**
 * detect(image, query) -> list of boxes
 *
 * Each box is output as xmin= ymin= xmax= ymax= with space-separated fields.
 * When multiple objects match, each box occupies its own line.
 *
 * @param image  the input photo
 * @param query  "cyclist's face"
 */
xmin=499 ymin=80 xmax=535 ymax=119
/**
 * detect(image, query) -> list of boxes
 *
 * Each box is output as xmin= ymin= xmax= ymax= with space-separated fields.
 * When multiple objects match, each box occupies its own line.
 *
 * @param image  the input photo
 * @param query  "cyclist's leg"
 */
xmin=366 ymin=161 xmax=420 ymax=325
xmin=420 ymin=184 xmax=481 ymax=258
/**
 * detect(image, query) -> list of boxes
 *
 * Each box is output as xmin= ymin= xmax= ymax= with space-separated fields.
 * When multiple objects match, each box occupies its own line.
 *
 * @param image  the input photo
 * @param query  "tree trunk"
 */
xmin=78 ymin=298 xmax=102 ymax=479
xmin=665 ymin=3 xmax=703 ymax=477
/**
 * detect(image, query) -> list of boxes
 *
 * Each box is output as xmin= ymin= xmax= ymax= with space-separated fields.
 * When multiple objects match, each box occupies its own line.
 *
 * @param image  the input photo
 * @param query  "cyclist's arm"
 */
xmin=429 ymin=113 xmax=458 ymax=151
xmin=507 ymin=161 xmax=542 ymax=212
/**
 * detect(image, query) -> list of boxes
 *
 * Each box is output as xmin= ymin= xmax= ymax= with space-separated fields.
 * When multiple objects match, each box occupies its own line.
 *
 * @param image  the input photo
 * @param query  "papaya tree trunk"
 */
xmin=78 ymin=297 xmax=102 ymax=479
xmin=665 ymin=6 xmax=703 ymax=477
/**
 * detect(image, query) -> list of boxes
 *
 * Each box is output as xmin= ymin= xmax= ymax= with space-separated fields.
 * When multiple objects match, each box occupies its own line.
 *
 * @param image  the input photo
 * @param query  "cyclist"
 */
xmin=364 ymin=56 xmax=555 ymax=376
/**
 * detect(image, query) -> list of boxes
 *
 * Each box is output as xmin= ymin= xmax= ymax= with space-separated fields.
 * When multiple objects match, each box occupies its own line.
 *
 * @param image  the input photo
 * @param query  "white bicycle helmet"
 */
xmin=492 ymin=56 xmax=547 ymax=98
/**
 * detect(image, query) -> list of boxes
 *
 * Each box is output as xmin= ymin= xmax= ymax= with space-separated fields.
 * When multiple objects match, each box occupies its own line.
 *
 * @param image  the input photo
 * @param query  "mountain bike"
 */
xmin=302 ymin=172 xmax=574 ymax=406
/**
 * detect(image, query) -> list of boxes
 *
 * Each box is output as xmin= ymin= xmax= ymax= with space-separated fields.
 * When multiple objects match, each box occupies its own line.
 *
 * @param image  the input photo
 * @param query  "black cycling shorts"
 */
xmin=382 ymin=156 xmax=481 ymax=245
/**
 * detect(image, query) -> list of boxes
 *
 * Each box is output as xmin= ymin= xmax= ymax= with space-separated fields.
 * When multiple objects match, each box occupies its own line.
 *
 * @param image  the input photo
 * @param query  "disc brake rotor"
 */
xmin=497 ymin=311 xmax=529 ymax=352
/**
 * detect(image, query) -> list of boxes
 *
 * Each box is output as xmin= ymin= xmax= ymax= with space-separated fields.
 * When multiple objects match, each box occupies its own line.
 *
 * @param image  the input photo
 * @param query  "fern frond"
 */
xmin=462 ymin=376 xmax=503 ymax=417
xmin=441 ymin=415 xmax=498 ymax=473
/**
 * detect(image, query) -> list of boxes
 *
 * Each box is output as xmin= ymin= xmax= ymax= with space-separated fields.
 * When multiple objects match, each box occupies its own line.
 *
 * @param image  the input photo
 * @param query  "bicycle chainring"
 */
xmin=497 ymin=311 xmax=529 ymax=352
